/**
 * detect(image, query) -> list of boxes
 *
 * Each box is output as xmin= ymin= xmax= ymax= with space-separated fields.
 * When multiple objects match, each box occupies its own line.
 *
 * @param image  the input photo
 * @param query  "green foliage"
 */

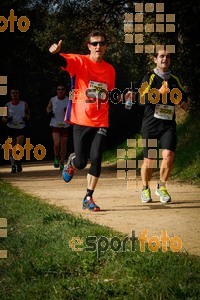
xmin=0 ymin=0 xmax=199 ymax=155
xmin=172 ymin=114 xmax=200 ymax=183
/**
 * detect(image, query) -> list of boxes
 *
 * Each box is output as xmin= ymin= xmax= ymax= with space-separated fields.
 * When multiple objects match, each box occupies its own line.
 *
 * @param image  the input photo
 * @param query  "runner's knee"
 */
xmin=142 ymin=158 xmax=156 ymax=169
xmin=89 ymin=163 xmax=101 ymax=177
xmin=89 ymin=153 xmax=102 ymax=177
xmin=74 ymin=158 xmax=87 ymax=170
xmin=162 ymin=150 xmax=174 ymax=168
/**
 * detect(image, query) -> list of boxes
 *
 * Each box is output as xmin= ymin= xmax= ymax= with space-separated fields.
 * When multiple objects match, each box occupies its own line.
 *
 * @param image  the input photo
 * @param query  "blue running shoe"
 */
xmin=82 ymin=196 xmax=100 ymax=212
xmin=62 ymin=153 xmax=76 ymax=182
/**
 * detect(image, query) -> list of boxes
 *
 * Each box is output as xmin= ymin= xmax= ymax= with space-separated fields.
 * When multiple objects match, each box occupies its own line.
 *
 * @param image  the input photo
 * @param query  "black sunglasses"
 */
xmin=57 ymin=88 xmax=65 ymax=91
xmin=89 ymin=41 xmax=107 ymax=47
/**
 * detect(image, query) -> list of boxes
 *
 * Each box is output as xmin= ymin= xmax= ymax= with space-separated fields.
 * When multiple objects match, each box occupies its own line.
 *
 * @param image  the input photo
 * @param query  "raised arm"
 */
xmin=49 ymin=40 xmax=63 ymax=54
xmin=49 ymin=40 xmax=67 ymax=68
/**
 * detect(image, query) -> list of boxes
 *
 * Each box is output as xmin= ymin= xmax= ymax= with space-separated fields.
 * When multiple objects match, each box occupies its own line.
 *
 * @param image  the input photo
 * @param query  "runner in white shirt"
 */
xmin=46 ymin=85 xmax=70 ymax=171
xmin=2 ymin=88 xmax=30 ymax=173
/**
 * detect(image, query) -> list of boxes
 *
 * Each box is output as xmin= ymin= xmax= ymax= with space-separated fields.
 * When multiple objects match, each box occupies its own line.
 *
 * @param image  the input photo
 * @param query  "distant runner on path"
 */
xmin=2 ymin=88 xmax=30 ymax=173
xmin=46 ymin=85 xmax=70 ymax=171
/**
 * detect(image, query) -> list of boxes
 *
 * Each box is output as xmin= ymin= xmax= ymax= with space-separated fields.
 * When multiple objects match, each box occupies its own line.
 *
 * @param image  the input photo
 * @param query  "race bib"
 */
xmin=154 ymin=104 xmax=175 ymax=120
xmin=86 ymin=81 xmax=108 ymax=100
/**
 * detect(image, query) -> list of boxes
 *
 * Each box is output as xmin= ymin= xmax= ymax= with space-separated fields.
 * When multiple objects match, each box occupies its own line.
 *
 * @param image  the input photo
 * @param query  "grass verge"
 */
xmin=0 ymin=180 xmax=199 ymax=300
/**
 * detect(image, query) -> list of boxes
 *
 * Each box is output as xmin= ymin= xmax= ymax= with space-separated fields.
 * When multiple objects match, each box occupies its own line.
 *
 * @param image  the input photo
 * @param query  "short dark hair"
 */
xmin=86 ymin=30 xmax=107 ymax=44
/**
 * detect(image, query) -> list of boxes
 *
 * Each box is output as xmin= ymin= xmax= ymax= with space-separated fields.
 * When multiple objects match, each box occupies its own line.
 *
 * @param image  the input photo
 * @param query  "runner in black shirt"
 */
xmin=139 ymin=48 xmax=188 ymax=203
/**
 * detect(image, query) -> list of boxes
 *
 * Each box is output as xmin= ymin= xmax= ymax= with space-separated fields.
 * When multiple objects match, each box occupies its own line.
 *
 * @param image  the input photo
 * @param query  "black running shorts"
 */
xmin=142 ymin=128 xmax=177 ymax=158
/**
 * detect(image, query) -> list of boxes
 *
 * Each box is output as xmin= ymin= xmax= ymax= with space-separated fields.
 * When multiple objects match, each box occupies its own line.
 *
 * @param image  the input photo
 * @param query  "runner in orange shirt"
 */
xmin=49 ymin=30 xmax=116 ymax=211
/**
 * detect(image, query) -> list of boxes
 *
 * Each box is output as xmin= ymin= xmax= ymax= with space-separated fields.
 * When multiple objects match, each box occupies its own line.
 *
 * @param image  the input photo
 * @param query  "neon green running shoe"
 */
xmin=155 ymin=185 xmax=171 ymax=203
xmin=141 ymin=188 xmax=152 ymax=203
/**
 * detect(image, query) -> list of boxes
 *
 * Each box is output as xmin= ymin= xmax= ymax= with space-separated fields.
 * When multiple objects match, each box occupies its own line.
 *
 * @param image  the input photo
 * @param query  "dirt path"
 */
xmin=1 ymin=161 xmax=200 ymax=256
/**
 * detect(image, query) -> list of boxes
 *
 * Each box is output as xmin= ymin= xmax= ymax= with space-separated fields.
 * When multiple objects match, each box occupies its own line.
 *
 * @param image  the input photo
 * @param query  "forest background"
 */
xmin=0 ymin=0 xmax=199 ymax=170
